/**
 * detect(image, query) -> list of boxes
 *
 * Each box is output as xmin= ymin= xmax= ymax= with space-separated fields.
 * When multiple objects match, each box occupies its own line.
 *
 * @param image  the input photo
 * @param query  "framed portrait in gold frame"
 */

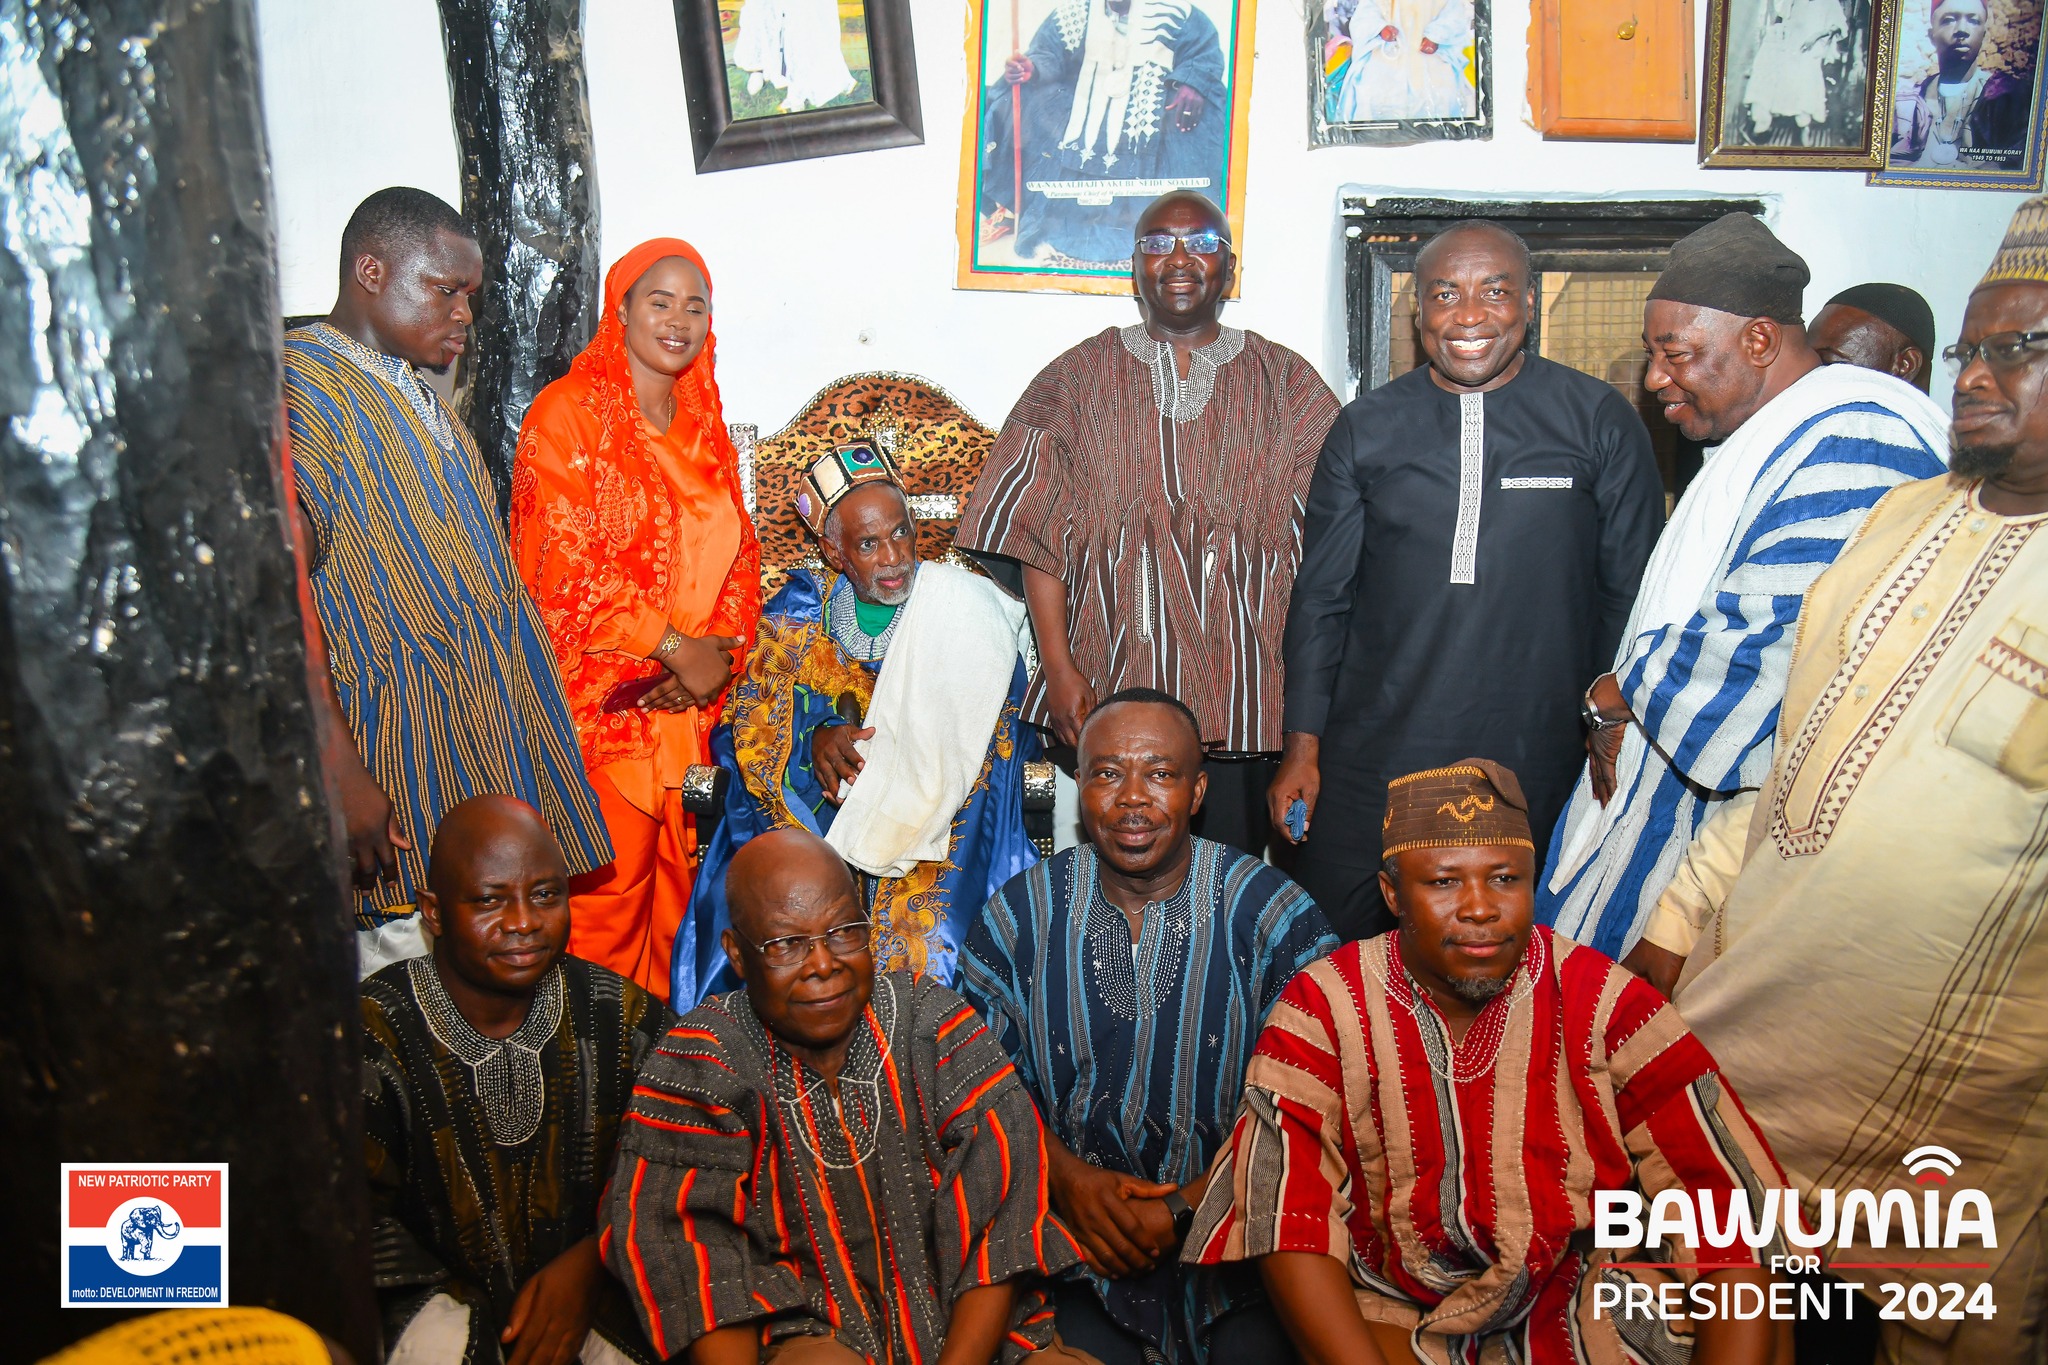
xmin=1698 ymin=0 xmax=1899 ymax=166
xmin=954 ymin=0 xmax=1257 ymax=295
xmin=1870 ymin=0 xmax=2048 ymax=190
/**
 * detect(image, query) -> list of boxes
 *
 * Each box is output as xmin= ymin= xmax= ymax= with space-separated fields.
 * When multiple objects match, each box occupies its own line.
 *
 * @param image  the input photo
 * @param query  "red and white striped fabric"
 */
xmin=1189 ymin=927 xmax=1788 ymax=1361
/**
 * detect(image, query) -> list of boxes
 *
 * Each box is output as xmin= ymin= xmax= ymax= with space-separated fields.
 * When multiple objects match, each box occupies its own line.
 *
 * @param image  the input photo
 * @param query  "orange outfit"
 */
xmin=512 ymin=238 xmax=761 ymax=1000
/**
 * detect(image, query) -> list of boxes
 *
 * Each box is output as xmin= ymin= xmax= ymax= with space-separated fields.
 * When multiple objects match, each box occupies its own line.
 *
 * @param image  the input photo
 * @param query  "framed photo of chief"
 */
xmin=954 ymin=0 xmax=1258 ymax=295
xmin=1698 ymin=0 xmax=1902 ymax=166
xmin=672 ymin=0 xmax=923 ymax=172
xmin=1309 ymin=0 xmax=1493 ymax=144
xmin=1869 ymin=0 xmax=2048 ymax=190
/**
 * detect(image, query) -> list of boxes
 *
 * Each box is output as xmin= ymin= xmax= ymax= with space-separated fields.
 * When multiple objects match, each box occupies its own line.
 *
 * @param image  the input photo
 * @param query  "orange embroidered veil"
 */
xmin=512 ymin=238 xmax=762 ymax=777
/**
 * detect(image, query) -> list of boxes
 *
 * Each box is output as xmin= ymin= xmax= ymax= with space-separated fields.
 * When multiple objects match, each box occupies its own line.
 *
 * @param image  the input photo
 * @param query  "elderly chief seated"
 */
xmin=675 ymin=442 xmax=1041 ymax=1005
xmin=609 ymin=829 xmax=1099 ymax=1365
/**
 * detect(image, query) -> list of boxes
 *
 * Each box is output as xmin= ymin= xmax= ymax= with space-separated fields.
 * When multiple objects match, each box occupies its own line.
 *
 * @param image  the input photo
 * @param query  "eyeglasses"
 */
xmin=1135 ymin=231 xmax=1227 ymax=257
xmin=1944 ymin=331 xmax=2048 ymax=372
xmin=743 ymin=918 xmax=873 ymax=969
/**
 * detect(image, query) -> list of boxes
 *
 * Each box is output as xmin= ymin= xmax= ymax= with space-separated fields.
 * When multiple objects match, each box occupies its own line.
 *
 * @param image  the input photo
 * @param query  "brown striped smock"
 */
xmin=958 ymin=325 xmax=1340 ymax=751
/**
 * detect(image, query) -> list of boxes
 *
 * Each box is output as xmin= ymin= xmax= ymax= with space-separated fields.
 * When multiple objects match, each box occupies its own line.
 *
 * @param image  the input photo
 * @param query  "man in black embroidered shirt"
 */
xmin=1270 ymin=220 xmax=1664 ymax=939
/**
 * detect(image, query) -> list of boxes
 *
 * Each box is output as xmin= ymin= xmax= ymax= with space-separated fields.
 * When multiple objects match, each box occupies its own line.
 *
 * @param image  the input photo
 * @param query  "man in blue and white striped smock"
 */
xmin=961 ymin=689 xmax=1336 ymax=1365
xmin=1539 ymin=212 xmax=1950 ymax=960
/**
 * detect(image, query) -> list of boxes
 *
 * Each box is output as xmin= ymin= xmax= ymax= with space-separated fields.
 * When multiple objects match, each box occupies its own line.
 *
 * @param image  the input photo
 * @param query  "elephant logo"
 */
xmin=117 ymin=1202 xmax=181 ymax=1263
xmin=64 ymin=1167 xmax=226 ymax=1305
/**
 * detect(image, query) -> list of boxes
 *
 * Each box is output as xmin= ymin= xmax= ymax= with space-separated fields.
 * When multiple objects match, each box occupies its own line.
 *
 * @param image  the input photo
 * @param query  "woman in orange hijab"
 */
xmin=512 ymin=238 xmax=760 ymax=1000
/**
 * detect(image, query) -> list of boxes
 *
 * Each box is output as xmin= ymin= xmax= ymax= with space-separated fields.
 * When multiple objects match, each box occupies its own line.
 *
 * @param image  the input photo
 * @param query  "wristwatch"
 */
xmin=1581 ymin=683 xmax=1629 ymax=732
xmin=1162 ymin=1188 xmax=1195 ymax=1242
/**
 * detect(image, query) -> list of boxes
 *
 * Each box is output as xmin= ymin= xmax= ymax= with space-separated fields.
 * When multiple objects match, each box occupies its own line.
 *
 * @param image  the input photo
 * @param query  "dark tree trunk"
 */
xmin=0 ymin=1 xmax=374 ymax=1357
xmin=436 ymin=0 xmax=601 ymax=513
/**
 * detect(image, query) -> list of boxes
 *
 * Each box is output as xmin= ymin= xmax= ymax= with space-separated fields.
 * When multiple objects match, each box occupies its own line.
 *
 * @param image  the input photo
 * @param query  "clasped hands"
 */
xmin=639 ymin=632 xmax=743 ymax=713
xmin=1049 ymin=1145 xmax=1187 ymax=1279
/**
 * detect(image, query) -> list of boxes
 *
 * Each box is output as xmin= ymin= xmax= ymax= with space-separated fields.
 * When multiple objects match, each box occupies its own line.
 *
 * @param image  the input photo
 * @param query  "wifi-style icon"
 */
xmin=1903 ymin=1145 xmax=1963 ymax=1185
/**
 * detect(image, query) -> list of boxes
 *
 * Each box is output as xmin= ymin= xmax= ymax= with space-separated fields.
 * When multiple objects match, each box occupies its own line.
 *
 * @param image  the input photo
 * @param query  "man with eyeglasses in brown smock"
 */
xmin=607 ymin=828 xmax=1098 ymax=1365
xmin=958 ymin=190 xmax=1340 ymax=860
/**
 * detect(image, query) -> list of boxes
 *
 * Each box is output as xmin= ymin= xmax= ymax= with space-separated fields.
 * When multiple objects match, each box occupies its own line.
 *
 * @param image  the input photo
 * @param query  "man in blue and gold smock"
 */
xmin=284 ymin=187 xmax=611 ymax=973
xmin=673 ymin=441 xmax=1042 ymax=1005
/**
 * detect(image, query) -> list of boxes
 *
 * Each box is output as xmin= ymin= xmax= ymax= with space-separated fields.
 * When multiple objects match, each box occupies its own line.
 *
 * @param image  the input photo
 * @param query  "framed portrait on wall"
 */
xmin=1309 ymin=0 xmax=1492 ymax=144
xmin=1698 ymin=0 xmax=1900 ymax=166
xmin=673 ymin=0 xmax=922 ymax=172
xmin=1870 ymin=0 xmax=2048 ymax=189
xmin=954 ymin=0 xmax=1257 ymax=295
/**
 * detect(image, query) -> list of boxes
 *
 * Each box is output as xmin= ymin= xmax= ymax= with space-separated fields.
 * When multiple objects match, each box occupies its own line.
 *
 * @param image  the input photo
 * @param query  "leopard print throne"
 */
xmin=729 ymin=372 xmax=997 ymax=599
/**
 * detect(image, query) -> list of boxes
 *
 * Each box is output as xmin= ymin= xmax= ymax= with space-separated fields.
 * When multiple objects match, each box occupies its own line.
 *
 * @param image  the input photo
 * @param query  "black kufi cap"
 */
xmin=1648 ymin=212 xmax=1810 ymax=323
xmin=1826 ymin=283 xmax=1936 ymax=357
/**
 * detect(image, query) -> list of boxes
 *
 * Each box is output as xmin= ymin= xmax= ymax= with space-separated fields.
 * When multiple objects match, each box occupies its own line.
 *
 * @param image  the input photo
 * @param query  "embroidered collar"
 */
xmin=311 ymin=322 xmax=458 ymax=453
xmin=761 ymin=974 xmax=899 ymax=1170
xmin=1120 ymin=323 xmax=1245 ymax=425
xmin=408 ymin=956 xmax=563 ymax=1146
xmin=1079 ymin=843 xmax=1197 ymax=1023
xmin=825 ymin=569 xmax=913 ymax=663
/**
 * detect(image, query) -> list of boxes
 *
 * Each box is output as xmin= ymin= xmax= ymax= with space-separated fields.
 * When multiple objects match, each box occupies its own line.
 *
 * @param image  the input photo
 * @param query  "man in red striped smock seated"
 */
xmin=1185 ymin=760 xmax=1793 ymax=1364
xmin=605 ymin=828 xmax=1099 ymax=1365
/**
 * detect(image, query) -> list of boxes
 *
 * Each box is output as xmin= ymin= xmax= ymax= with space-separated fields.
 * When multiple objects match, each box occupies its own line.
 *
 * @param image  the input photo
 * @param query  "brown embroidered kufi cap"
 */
xmin=1979 ymin=195 xmax=2048 ymax=293
xmin=1382 ymin=758 xmax=1534 ymax=859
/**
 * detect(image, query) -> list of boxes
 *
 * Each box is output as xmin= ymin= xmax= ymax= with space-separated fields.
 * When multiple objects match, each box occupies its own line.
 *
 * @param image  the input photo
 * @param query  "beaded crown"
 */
xmin=795 ymin=438 xmax=907 ymax=536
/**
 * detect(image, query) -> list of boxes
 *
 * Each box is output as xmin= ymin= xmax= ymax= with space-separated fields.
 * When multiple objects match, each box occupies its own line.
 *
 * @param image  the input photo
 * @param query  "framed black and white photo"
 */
xmin=1309 ymin=0 xmax=1492 ymax=145
xmin=1871 ymin=0 xmax=2048 ymax=189
xmin=673 ymin=0 xmax=923 ymax=172
xmin=1699 ymin=0 xmax=1900 ymax=166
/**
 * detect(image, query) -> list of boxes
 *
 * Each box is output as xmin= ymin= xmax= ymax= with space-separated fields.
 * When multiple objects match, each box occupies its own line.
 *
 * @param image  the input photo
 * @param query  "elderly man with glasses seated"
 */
xmin=957 ymin=189 xmax=1340 ymax=861
xmin=607 ymin=827 xmax=1101 ymax=1365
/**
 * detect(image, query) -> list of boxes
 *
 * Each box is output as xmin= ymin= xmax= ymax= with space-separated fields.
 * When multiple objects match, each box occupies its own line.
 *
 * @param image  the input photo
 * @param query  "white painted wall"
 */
xmin=255 ymin=0 xmax=2011 ymax=429
xmin=257 ymin=0 xmax=462 ymax=312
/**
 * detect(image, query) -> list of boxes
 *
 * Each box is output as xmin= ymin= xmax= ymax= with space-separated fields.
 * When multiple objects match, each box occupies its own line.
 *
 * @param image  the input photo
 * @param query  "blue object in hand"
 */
xmin=1285 ymin=798 xmax=1308 ymax=843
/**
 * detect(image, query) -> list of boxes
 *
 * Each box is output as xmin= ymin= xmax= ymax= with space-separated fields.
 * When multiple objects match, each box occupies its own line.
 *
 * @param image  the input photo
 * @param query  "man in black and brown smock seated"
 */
xmin=361 ymin=795 xmax=670 ymax=1365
